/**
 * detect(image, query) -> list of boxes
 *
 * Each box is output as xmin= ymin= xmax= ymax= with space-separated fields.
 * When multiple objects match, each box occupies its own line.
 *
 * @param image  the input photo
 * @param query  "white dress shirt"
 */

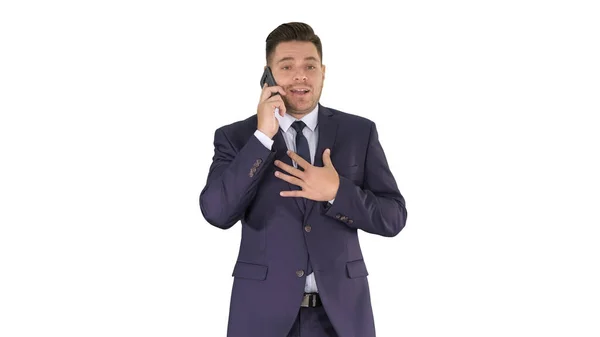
xmin=253 ymin=105 xmax=325 ymax=293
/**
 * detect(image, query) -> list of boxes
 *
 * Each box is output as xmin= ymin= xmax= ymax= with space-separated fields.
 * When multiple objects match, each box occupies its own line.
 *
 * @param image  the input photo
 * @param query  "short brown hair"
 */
xmin=265 ymin=22 xmax=323 ymax=65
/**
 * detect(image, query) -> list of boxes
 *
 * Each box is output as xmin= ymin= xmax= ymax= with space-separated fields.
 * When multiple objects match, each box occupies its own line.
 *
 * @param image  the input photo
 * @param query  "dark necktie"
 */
xmin=291 ymin=121 xmax=311 ymax=170
xmin=291 ymin=120 xmax=314 ymax=276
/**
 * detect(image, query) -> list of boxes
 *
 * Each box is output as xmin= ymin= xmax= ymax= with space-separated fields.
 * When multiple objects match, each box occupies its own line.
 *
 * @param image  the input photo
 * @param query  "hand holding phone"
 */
xmin=257 ymin=66 xmax=286 ymax=138
xmin=260 ymin=66 xmax=282 ymax=114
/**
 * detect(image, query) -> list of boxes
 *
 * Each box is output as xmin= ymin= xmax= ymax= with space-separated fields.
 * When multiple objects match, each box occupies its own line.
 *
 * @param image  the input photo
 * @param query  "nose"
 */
xmin=293 ymin=71 xmax=307 ymax=82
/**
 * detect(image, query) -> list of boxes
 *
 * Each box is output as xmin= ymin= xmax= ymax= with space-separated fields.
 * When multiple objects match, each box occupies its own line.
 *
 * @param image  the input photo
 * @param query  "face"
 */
xmin=268 ymin=41 xmax=326 ymax=117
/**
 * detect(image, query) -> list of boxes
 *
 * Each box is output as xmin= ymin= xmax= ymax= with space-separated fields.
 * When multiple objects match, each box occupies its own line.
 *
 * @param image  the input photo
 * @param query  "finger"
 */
xmin=260 ymin=85 xmax=287 ymax=101
xmin=322 ymin=148 xmax=333 ymax=167
xmin=279 ymin=101 xmax=286 ymax=115
xmin=274 ymin=171 xmax=305 ymax=187
xmin=279 ymin=190 xmax=305 ymax=198
xmin=266 ymin=96 xmax=287 ymax=115
xmin=287 ymin=150 xmax=310 ymax=169
xmin=265 ymin=96 xmax=282 ymax=103
xmin=267 ymin=102 xmax=284 ymax=116
xmin=274 ymin=160 xmax=305 ymax=178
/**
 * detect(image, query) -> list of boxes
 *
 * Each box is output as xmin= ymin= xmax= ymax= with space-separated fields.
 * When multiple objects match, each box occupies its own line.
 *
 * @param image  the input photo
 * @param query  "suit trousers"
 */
xmin=286 ymin=306 xmax=339 ymax=337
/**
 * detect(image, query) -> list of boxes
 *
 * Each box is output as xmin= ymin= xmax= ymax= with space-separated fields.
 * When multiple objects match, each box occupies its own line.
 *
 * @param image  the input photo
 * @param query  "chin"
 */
xmin=290 ymin=102 xmax=316 ymax=114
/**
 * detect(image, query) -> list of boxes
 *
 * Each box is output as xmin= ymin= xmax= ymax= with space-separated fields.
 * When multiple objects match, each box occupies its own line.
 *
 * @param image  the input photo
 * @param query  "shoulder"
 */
xmin=321 ymin=105 xmax=376 ymax=131
xmin=208 ymin=115 xmax=258 ymax=151
xmin=213 ymin=114 xmax=257 ymax=138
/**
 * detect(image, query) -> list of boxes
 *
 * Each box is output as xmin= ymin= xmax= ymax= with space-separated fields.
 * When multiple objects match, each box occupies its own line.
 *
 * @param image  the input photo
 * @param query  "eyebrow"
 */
xmin=276 ymin=56 xmax=320 ymax=64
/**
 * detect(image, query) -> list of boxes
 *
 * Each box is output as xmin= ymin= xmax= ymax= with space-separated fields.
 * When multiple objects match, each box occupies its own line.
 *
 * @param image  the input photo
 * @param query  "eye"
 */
xmin=307 ymin=65 xmax=316 ymax=70
xmin=282 ymin=66 xmax=291 ymax=70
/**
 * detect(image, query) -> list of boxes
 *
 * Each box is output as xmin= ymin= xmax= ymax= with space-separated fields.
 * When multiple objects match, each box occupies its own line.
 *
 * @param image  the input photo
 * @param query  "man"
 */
xmin=199 ymin=22 xmax=407 ymax=337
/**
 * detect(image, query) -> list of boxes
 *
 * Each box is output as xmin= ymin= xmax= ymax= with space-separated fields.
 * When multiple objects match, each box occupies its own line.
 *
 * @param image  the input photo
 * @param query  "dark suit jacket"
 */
xmin=199 ymin=104 xmax=407 ymax=337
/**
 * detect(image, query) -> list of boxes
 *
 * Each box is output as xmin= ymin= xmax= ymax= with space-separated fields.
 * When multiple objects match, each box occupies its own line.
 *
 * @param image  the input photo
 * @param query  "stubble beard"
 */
xmin=283 ymin=86 xmax=323 ymax=117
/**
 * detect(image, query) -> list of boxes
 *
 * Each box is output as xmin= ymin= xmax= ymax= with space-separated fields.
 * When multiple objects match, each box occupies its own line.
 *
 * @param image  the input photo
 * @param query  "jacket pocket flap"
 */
xmin=232 ymin=261 xmax=268 ymax=280
xmin=346 ymin=259 xmax=369 ymax=278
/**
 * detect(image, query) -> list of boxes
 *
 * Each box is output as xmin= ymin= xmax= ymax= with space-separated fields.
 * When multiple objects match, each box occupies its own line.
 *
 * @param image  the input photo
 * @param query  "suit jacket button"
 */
xmin=304 ymin=225 xmax=312 ymax=232
xmin=296 ymin=270 xmax=305 ymax=277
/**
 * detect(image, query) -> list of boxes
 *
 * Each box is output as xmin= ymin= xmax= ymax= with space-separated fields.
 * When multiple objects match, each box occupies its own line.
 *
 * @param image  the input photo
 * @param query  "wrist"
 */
xmin=257 ymin=127 xmax=275 ymax=139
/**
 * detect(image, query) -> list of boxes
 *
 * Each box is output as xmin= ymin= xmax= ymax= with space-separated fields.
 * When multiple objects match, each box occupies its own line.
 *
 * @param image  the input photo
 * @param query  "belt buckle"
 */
xmin=301 ymin=293 xmax=317 ymax=307
xmin=301 ymin=294 xmax=309 ymax=307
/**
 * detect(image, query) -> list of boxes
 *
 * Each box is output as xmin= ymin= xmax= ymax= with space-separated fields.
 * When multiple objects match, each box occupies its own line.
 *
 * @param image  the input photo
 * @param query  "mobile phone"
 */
xmin=260 ymin=66 xmax=281 ymax=115
xmin=260 ymin=66 xmax=278 ymax=91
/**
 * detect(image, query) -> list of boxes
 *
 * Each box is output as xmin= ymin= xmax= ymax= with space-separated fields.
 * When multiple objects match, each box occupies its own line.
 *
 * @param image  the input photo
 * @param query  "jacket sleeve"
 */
xmin=199 ymin=128 xmax=276 ymax=229
xmin=323 ymin=122 xmax=407 ymax=237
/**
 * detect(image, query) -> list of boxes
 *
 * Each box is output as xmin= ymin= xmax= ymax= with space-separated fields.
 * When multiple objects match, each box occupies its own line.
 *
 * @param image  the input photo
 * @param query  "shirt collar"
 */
xmin=277 ymin=104 xmax=319 ymax=133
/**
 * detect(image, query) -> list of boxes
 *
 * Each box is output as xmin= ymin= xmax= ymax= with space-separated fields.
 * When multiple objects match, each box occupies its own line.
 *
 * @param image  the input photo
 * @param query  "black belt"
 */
xmin=300 ymin=293 xmax=322 ymax=307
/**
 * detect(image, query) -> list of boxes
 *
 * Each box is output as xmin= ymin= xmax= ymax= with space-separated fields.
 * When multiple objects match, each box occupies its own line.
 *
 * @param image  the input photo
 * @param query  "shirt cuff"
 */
xmin=254 ymin=130 xmax=274 ymax=150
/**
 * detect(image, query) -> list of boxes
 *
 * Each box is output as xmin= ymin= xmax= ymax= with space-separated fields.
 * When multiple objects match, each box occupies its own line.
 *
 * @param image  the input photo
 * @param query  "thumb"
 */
xmin=323 ymin=148 xmax=333 ymax=167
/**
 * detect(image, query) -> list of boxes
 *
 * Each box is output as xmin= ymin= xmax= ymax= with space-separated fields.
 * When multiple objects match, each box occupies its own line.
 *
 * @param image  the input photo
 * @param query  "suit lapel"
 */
xmin=305 ymin=105 xmax=337 ymax=216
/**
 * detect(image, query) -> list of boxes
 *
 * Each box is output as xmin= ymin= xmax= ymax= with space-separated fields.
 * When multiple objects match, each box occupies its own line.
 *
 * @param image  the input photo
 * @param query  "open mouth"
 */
xmin=290 ymin=88 xmax=310 ymax=96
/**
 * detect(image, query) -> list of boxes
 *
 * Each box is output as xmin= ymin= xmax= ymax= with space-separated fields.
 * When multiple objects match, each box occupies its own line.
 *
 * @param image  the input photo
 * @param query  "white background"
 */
xmin=1 ymin=0 xmax=599 ymax=336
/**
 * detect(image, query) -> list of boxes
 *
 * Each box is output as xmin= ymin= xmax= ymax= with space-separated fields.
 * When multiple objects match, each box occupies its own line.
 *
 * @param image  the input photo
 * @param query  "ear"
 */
xmin=322 ymin=64 xmax=326 ymax=80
